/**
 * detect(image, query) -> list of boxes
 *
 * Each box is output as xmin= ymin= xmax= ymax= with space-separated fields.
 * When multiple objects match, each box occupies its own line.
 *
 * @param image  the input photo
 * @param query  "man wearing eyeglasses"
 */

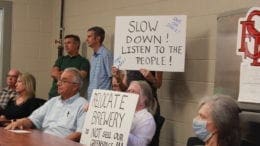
xmin=0 ymin=69 xmax=20 ymax=111
xmin=5 ymin=68 xmax=87 ymax=142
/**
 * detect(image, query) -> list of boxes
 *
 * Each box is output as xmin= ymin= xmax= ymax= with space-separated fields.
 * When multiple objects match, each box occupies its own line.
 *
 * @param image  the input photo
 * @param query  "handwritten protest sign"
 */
xmin=80 ymin=89 xmax=139 ymax=146
xmin=114 ymin=15 xmax=187 ymax=72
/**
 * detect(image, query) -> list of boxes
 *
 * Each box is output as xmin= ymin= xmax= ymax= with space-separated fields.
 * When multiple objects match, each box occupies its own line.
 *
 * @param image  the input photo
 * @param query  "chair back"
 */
xmin=34 ymin=98 xmax=46 ymax=107
xmin=187 ymin=137 xmax=205 ymax=146
xmin=149 ymin=115 xmax=165 ymax=146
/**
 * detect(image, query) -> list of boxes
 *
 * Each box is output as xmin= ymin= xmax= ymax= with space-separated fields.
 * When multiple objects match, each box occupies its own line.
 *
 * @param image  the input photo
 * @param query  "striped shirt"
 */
xmin=87 ymin=46 xmax=113 ymax=100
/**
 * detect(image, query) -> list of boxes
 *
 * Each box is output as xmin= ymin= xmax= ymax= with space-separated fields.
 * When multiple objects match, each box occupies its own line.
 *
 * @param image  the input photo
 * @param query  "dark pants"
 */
xmin=149 ymin=98 xmax=165 ymax=146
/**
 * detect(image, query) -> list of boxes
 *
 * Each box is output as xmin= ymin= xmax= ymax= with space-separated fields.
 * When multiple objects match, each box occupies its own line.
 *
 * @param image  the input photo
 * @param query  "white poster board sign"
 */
xmin=236 ymin=7 xmax=260 ymax=103
xmin=114 ymin=15 xmax=187 ymax=72
xmin=80 ymin=89 xmax=139 ymax=146
xmin=238 ymin=63 xmax=260 ymax=103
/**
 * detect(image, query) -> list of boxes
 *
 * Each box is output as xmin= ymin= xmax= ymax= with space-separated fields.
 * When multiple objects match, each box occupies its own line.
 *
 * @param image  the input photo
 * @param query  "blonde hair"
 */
xmin=18 ymin=73 xmax=36 ymax=99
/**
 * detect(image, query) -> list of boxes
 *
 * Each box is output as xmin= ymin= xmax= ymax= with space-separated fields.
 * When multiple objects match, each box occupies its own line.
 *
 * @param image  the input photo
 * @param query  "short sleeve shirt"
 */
xmin=49 ymin=55 xmax=90 ymax=98
xmin=29 ymin=93 xmax=87 ymax=138
xmin=87 ymin=46 xmax=113 ymax=99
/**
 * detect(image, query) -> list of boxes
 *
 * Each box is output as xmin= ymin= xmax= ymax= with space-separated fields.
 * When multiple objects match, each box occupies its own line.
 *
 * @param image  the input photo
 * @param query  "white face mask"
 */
xmin=192 ymin=118 xmax=213 ymax=142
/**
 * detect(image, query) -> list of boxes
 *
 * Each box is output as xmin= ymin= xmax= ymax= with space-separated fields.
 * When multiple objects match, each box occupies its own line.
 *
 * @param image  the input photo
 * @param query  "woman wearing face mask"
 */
xmin=192 ymin=95 xmax=241 ymax=146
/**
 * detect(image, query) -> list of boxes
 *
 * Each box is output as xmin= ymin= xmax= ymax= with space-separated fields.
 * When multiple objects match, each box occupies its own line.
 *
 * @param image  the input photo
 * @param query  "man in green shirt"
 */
xmin=49 ymin=34 xmax=90 ymax=98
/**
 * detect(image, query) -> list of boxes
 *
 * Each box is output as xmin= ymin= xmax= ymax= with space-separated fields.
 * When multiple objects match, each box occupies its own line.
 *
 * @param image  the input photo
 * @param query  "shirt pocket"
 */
xmin=58 ymin=107 xmax=78 ymax=130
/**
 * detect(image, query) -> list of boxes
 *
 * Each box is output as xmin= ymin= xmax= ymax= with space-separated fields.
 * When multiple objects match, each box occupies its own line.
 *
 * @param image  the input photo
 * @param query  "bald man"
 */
xmin=0 ymin=69 xmax=20 ymax=110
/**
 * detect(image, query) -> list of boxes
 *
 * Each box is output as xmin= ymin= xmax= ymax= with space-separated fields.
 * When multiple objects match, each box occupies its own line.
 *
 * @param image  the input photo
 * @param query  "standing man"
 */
xmin=0 ymin=69 xmax=20 ymax=110
xmin=86 ymin=26 xmax=113 ymax=100
xmin=49 ymin=34 xmax=90 ymax=98
xmin=5 ymin=68 xmax=87 ymax=142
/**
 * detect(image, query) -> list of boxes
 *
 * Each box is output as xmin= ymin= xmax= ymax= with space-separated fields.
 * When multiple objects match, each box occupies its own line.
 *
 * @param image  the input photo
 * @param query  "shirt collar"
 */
xmin=59 ymin=93 xmax=80 ymax=104
xmin=67 ymin=54 xmax=80 ymax=58
xmin=135 ymin=108 xmax=148 ymax=115
xmin=3 ymin=86 xmax=15 ymax=92
xmin=93 ymin=45 xmax=105 ymax=56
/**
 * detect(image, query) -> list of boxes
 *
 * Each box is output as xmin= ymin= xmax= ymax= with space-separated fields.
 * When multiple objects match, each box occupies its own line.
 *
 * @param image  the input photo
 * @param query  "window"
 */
xmin=0 ymin=1 xmax=12 ymax=87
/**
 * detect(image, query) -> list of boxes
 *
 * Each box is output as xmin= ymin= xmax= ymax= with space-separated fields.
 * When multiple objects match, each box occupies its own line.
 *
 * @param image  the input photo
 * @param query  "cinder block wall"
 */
xmin=10 ymin=0 xmax=260 ymax=146
xmin=8 ymin=0 xmax=57 ymax=99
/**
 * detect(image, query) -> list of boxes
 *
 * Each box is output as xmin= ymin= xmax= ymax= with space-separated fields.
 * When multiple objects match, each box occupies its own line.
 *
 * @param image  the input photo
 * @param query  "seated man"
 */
xmin=0 ymin=69 xmax=20 ymax=110
xmin=127 ymin=81 xmax=156 ymax=146
xmin=5 ymin=67 xmax=88 ymax=142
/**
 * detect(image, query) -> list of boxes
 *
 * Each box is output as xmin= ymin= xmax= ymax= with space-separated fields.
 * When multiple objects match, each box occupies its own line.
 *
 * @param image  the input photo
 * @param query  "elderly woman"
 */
xmin=127 ymin=81 xmax=157 ymax=146
xmin=192 ymin=95 xmax=241 ymax=146
xmin=0 ymin=73 xmax=40 ymax=121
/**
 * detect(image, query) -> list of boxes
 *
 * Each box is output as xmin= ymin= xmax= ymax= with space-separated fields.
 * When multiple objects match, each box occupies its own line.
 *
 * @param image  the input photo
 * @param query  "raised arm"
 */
xmin=139 ymin=69 xmax=163 ymax=88
xmin=111 ymin=66 xmax=128 ymax=91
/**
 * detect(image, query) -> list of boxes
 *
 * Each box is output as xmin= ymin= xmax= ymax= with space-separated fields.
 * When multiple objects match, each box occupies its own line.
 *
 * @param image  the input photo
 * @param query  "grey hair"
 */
xmin=131 ymin=80 xmax=157 ymax=115
xmin=199 ymin=94 xmax=241 ymax=146
xmin=64 ymin=67 xmax=83 ymax=90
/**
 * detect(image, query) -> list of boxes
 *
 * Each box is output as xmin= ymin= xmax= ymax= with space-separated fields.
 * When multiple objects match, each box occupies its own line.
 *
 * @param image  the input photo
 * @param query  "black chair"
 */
xmin=241 ymin=139 xmax=258 ymax=146
xmin=149 ymin=115 xmax=165 ymax=146
xmin=186 ymin=137 xmax=259 ymax=146
xmin=186 ymin=137 xmax=204 ymax=146
xmin=34 ymin=98 xmax=46 ymax=107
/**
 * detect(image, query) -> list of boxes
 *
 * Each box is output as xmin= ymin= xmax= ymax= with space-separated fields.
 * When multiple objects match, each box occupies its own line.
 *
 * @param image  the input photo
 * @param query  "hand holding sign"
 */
xmin=80 ymin=89 xmax=138 ymax=146
xmin=114 ymin=15 xmax=187 ymax=72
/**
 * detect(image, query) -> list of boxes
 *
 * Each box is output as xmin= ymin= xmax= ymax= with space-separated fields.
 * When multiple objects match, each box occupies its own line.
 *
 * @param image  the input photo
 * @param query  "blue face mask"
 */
xmin=192 ymin=118 xmax=212 ymax=142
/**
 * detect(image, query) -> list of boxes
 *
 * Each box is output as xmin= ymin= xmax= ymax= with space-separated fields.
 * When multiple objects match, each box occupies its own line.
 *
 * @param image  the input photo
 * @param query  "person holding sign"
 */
xmin=112 ymin=77 xmax=122 ymax=91
xmin=112 ymin=68 xmax=164 ymax=146
xmin=86 ymin=26 xmax=113 ymax=100
xmin=127 ymin=80 xmax=156 ymax=146
xmin=112 ymin=68 xmax=162 ymax=109
xmin=5 ymin=68 xmax=87 ymax=142
xmin=112 ymin=68 xmax=162 ymax=112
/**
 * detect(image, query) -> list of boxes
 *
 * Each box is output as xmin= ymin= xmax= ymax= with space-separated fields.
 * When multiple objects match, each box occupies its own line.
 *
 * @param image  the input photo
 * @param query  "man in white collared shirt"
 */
xmin=5 ymin=68 xmax=87 ymax=142
xmin=127 ymin=81 xmax=156 ymax=146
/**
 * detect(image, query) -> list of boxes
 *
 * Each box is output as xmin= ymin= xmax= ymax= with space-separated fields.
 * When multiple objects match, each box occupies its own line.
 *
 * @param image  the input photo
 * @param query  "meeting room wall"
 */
xmin=9 ymin=0 xmax=260 ymax=146
xmin=7 ymin=0 xmax=58 ymax=99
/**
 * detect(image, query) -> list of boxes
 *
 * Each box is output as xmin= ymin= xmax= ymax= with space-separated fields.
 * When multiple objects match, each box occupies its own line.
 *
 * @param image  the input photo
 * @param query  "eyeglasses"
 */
xmin=6 ymin=75 xmax=18 ymax=78
xmin=57 ymin=79 xmax=79 ymax=85
xmin=127 ymin=89 xmax=140 ymax=94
